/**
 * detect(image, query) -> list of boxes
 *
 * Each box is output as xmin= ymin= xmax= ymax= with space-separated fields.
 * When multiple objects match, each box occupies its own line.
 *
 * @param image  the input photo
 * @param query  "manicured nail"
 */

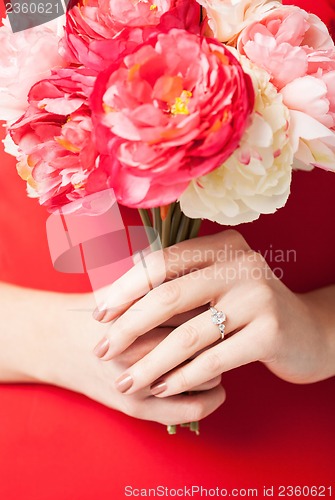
xmin=115 ymin=374 xmax=133 ymax=393
xmin=93 ymin=308 xmax=107 ymax=322
xmin=150 ymin=380 xmax=167 ymax=396
xmin=93 ymin=337 xmax=110 ymax=358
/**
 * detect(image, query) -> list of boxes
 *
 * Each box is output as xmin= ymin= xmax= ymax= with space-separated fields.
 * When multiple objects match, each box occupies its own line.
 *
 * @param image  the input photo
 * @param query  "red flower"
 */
xmin=61 ymin=0 xmax=201 ymax=70
xmin=9 ymin=68 xmax=102 ymax=210
xmin=91 ymin=29 xmax=255 ymax=208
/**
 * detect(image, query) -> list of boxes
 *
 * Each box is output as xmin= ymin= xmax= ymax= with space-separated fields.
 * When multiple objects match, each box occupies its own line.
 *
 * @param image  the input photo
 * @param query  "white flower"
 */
xmin=2 ymin=130 xmax=19 ymax=157
xmin=180 ymin=58 xmax=294 ymax=225
xmin=197 ymin=0 xmax=282 ymax=43
xmin=0 ymin=16 xmax=66 ymax=123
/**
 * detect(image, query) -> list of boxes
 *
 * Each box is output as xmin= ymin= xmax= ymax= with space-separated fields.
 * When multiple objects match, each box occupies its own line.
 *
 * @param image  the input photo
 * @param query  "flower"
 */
xmin=238 ymin=6 xmax=335 ymax=171
xmin=197 ymin=0 xmax=281 ymax=43
xmin=90 ymin=29 xmax=255 ymax=208
xmin=238 ymin=5 xmax=334 ymax=89
xmin=9 ymin=68 xmax=102 ymax=210
xmin=180 ymin=57 xmax=293 ymax=225
xmin=61 ymin=0 xmax=200 ymax=70
xmin=0 ymin=16 xmax=66 ymax=123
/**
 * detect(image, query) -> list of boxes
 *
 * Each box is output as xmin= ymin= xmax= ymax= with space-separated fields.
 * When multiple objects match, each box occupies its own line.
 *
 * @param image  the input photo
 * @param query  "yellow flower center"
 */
xmin=103 ymin=103 xmax=116 ymax=113
xmin=171 ymin=90 xmax=192 ymax=116
xmin=150 ymin=4 xmax=157 ymax=10
xmin=73 ymin=181 xmax=85 ymax=190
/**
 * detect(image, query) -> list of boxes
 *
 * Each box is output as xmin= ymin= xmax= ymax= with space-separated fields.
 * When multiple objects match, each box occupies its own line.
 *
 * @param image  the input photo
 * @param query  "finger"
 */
xmin=94 ymin=266 xmax=235 ymax=360
xmin=112 ymin=297 xmax=252 ymax=394
xmin=94 ymin=230 xmax=249 ymax=322
xmin=160 ymin=306 xmax=207 ymax=327
xmin=189 ymin=375 xmax=222 ymax=392
xmin=139 ymin=385 xmax=226 ymax=426
xmin=149 ymin=323 xmax=266 ymax=397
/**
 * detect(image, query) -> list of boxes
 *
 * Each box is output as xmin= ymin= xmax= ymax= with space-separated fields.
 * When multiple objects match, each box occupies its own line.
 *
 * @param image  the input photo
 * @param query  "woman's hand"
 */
xmin=93 ymin=230 xmax=335 ymax=399
xmin=0 ymin=283 xmax=225 ymax=425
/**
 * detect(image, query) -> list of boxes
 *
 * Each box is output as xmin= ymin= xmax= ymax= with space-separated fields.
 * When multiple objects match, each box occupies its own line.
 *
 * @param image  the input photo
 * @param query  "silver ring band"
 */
xmin=210 ymin=306 xmax=226 ymax=340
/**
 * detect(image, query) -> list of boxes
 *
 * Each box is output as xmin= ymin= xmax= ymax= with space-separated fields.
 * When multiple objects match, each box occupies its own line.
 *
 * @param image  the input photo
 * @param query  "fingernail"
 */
xmin=93 ymin=337 xmax=110 ymax=358
xmin=150 ymin=380 xmax=167 ymax=396
xmin=115 ymin=374 xmax=133 ymax=393
xmin=93 ymin=308 xmax=107 ymax=322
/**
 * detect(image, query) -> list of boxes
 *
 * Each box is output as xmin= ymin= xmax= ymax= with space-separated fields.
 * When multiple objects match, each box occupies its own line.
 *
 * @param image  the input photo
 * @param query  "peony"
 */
xmin=238 ymin=5 xmax=334 ymax=89
xmin=197 ymin=0 xmax=281 ymax=43
xmin=90 ymin=29 xmax=255 ymax=208
xmin=238 ymin=6 xmax=335 ymax=170
xmin=9 ymin=68 xmax=103 ymax=210
xmin=0 ymin=16 xmax=66 ymax=123
xmin=61 ymin=0 xmax=200 ymax=70
xmin=180 ymin=56 xmax=294 ymax=225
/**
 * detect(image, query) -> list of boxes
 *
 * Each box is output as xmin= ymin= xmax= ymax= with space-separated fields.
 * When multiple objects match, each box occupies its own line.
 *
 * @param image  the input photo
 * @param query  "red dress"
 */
xmin=0 ymin=2 xmax=334 ymax=498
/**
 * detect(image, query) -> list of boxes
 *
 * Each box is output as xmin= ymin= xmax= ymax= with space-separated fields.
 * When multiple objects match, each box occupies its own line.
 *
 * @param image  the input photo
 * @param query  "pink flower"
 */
xmin=238 ymin=5 xmax=335 ymax=170
xmin=197 ymin=0 xmax=281 ymax=44
xmin=238 ymin=6 xmax=334 ymax=89
xmin=0 ymin=17 xmax=66 ymax=123
xmin=91 ymin=29 xmax=254 ymax=208
xmin=9 ymin=68 xmax=103 ymax=210
xmin=61 ymin=0 xmax=200 ymax=70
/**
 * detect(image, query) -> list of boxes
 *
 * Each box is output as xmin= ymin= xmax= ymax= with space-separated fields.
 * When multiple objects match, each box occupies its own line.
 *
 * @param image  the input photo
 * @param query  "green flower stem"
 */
xmin=190 ymin=421 xmax=200 ymax=435
xmin=161 ymin=203 xmax=174 ymax=249
xmin=167 ymin=425 xmax=177 ymax=435
xmin=188 ymin=218 xmax=202 ymax=239
xmin=138 ymin=208 xmax=152 ymax=229
xmin=176 ymin=213 xmax=190 ymax=243
xmin=169 ymin=202 xmax=183 ymax=243
xmin=138 ymin=209 xmax=154 ymax=247
xmin=139 ymin=205 xmax=201 ymax=436
xmin=152 ymin=207 xmax=162 ymax=240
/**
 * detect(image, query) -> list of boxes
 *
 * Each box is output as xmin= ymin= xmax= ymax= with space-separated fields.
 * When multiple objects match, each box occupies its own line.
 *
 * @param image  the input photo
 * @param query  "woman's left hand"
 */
xmin=93 ymin=230 xmax=335 ymax=398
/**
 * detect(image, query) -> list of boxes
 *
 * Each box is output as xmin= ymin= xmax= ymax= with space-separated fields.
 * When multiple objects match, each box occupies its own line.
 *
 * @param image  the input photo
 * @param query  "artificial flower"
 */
xmin=180 ymin=57 xmax=293 ymax=225
xmin=238 ymin=5 xmax=334 ymax=89
xmin=197 ymin=0 xmax=281 ymax=43
xmin=238 ymin=5 xmax=335 ymax=170
xmin=61 ymin=0 xmax=200 ymax=70
xmin=0 ymin=16 xmax=66 ymax=123
xmin=90 ymin=29 xmax=255 ymax=208
xmin=9 ymin=68 xmax=101 ymax=210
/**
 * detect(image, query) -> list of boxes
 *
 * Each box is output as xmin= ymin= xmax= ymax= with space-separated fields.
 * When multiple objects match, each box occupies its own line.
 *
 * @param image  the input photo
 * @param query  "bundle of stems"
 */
xmin=138 ymin=203 xmax=202 ymax=436
xmin=138 ymin=202 xmax=201 ymax=249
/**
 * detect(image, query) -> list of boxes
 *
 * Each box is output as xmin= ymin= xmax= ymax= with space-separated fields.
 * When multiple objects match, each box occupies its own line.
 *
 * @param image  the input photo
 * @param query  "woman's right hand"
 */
xmin=12 ymin=288 xmax=225 ymax=426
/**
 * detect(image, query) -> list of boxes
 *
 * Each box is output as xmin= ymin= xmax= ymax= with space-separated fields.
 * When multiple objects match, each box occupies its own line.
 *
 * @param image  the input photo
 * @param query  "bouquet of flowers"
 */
xmin=1 ymin=0 xmax=335 ymax=433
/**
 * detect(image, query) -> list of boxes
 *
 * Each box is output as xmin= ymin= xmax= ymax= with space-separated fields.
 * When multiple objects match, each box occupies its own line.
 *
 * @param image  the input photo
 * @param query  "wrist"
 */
xmin=299 ymin=287 xmax=335 ymax=380
xmin=32 ymin=291 xmax=98 ymax=387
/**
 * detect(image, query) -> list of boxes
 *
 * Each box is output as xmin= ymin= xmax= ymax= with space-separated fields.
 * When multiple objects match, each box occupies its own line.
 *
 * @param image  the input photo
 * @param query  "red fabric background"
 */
xmin=0 ymin=2 xmax=334 ymax=499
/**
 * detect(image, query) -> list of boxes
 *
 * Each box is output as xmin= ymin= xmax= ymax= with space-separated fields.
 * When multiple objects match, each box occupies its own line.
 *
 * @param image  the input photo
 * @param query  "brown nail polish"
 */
xmin=115 ymin=374 xmax=133 ymax=393
xmin=93 ymin=308 xmax=107 ymax=322
xmin=150 ymin=380 xmax=167 ymax=396
xmin=93 ymin=337 xmax=110 ymax=358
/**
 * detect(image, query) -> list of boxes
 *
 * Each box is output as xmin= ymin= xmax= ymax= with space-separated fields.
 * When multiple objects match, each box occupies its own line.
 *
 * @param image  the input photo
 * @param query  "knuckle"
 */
xmin=110 ymin=317 xmax=134 ymax=345
xmin=254 ymin=283 xmax=276 ymax=306
xmin=201 ymin=351 xmax=222 ymax=375
xmin=224 ymin=229 xmax=249 ymax=250
xmin=251 ymin=323 xmax=277 ymax=361
xmin=154 ymin=281 xmax=181 ymax=306
xmin=175 ymin=323 xmax=199 ymax=349
xmin=177 ymin=369 xmax=191 ymax=393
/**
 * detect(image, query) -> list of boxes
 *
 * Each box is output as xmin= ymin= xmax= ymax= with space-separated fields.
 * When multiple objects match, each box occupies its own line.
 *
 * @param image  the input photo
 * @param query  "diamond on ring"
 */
xmin=210 ymin=306 xmax=226 ymax=340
